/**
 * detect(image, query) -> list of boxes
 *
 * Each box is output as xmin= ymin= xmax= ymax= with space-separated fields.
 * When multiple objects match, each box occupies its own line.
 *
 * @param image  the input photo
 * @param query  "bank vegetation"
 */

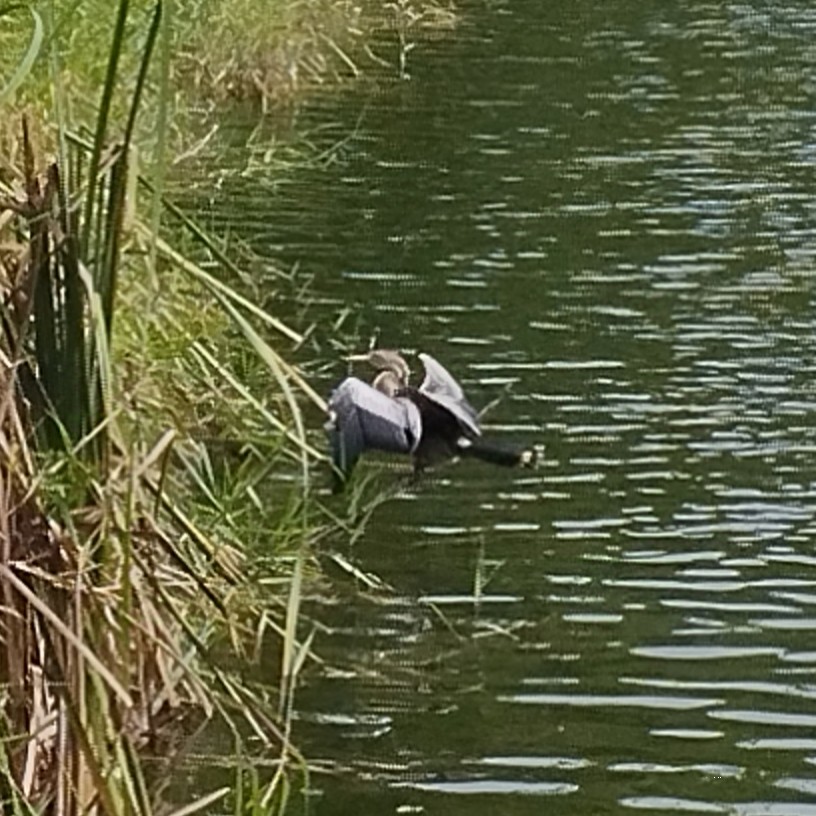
xmin=0 ymin=0 xmax=459 ymax=812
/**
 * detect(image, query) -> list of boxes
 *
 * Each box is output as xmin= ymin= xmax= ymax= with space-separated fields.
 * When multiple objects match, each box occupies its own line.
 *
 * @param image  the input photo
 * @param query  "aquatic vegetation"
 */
xmin=0 ymin=0 xmax=463 ymax=811
xmin=0 ymin=0 xmax=327 ymax=812
xmin=179 ymin=0 xmax=457 ymax=105
xmin=0 ymin=0 xmax=458 ymax=133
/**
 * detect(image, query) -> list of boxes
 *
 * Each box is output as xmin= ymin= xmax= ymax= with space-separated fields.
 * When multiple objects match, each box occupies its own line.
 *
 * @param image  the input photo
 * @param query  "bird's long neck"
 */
xmin=372 ymin=369 xmax=406 ymax=397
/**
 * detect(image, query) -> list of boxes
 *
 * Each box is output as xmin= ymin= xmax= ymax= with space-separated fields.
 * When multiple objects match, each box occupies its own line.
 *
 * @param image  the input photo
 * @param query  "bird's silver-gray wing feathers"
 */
xmin=326 ymin=377 xmax=422 ymax=482
xmin=417 ymin=352 xmax=481 ymax=437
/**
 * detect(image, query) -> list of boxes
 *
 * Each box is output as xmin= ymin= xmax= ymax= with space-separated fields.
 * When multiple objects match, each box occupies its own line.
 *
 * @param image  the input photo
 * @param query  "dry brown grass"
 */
xmin=0 ymin=114 xmax=319 ymax=814
xmin=177 ymin=0 xmax=457 ymax=107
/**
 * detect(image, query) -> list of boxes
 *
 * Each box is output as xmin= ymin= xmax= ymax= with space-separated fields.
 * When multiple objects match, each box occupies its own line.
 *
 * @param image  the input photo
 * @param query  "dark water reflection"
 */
xmin=187 ymin=0 xmax=816 ymax=813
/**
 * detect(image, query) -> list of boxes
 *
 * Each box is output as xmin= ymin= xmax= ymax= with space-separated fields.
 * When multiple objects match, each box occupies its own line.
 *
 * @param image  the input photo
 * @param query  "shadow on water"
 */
xmin=185 ymin=1 xmax=816 ymax=812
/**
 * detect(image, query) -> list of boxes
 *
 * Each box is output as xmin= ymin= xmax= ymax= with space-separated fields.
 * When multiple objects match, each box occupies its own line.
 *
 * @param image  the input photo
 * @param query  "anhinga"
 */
xmin=325 ymin=349 xmax=535 ymax=491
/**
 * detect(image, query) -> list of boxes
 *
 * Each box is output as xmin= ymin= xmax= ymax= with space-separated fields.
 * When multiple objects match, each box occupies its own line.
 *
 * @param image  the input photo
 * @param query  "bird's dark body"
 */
xmin=399 ymin=387 xmax=471 ymax=469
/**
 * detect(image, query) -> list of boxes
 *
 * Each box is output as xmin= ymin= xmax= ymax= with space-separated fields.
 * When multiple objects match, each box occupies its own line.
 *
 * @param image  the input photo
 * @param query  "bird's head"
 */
xmin=346 ymin=349 xmax=412 ymax=385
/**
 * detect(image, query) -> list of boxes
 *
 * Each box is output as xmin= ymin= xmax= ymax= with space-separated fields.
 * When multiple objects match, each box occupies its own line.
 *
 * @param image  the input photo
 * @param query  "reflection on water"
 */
xmin=188 ymin=0 xmax=816 ymax=813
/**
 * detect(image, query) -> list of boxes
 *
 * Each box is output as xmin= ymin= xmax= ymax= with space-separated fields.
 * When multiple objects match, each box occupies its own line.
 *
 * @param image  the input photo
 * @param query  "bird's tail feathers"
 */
xmin=457 ymin=438 xmax=540 ymax=468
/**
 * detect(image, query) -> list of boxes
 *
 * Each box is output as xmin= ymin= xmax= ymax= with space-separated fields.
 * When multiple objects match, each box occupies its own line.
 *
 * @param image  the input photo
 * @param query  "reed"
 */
xmin=0 ymin=0 xmax=456 ymax=136
xmin=178 ymin=0 xmax=457 ymax=105
xmin=0 ymin=1 xmax=323 ymax=812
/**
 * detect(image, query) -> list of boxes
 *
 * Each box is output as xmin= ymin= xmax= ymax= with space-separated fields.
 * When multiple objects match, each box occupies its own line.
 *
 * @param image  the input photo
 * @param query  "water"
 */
xmin=189 ymin=1 xmax=816 ymax=813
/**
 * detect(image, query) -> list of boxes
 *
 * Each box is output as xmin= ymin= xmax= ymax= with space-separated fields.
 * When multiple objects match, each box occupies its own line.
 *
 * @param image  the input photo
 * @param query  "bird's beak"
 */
xmin=345 ymin=353 xmax=370 ymax=362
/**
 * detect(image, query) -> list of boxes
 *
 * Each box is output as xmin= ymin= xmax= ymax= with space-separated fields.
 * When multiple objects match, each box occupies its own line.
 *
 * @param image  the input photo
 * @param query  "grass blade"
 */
xmin=0 ymin=9 xmax=43 ymax=105
xmin=165 ymin=787 xmax=230 ymax=816
xmin=0 ymin=565 xmax=133 ymax=707
xmin=80 ymin=0 xmax=130 ymax=256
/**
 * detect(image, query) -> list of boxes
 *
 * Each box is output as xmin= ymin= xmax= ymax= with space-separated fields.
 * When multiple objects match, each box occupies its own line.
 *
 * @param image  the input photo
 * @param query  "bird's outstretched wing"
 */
xmin=326 ymin=377 xmax=422 ymax=487
xmin=417 ymin=353 xmax=481 ymax=437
